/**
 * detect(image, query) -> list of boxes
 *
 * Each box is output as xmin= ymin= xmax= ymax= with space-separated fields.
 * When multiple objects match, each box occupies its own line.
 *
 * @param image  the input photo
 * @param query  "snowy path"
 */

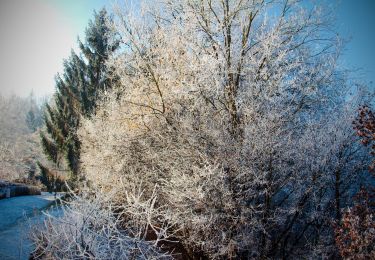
xmin=0 ymin=193 xmax=63 ymax=260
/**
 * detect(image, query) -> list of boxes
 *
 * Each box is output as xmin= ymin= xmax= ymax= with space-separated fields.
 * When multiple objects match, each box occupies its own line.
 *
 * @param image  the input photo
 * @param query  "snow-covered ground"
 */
xmin=0 ymin=192 xmax=63 ymax=260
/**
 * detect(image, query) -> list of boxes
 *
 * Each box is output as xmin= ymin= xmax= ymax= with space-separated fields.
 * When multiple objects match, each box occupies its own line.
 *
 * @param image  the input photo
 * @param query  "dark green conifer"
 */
xmin=40 ymin=8 xmax=119 ymax=184
xmin=79 ymin=9 xmax=119 ymax=116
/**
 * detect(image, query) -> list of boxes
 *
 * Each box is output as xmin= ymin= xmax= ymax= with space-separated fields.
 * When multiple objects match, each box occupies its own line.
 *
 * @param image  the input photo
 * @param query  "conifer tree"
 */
xmin=79 ymin=9 xmax=119 ymax=116
xmin=40 ymin=8 xmax=118 ymax=183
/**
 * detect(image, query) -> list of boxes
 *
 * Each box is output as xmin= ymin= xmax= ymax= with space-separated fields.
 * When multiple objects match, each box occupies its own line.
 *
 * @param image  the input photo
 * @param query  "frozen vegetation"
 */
xmin=26 ymin=0 xmax=375 ymax=259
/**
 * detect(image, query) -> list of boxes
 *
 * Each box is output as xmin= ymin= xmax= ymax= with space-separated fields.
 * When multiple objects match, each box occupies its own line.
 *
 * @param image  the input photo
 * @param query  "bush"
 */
xmin=31 ymin=188 xmax=172 ymax=259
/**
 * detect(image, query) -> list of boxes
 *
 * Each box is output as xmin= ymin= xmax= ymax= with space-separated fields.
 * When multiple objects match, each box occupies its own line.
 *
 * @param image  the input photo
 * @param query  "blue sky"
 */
xmin=0 ymin=0 xmax=374 ymax=97
xmin=336 ymin=0 xmax=375 ymax=85
xmin=47 ymin=0 xmax=111 ymax=38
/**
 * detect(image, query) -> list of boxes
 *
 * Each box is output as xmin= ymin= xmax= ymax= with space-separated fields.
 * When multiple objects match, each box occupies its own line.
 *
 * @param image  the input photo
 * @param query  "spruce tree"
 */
xmin=40 ymin=8 xmax=118 ymax=184
xmin=79 ymin=9 xmax=119 ymax=116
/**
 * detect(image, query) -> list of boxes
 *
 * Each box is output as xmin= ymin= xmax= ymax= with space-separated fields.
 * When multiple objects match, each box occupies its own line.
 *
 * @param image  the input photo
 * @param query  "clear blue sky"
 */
xmin=0 ymin=0 xmax=373 ymax=97
xmin=335 ymin=0 xmax=375 ymax=86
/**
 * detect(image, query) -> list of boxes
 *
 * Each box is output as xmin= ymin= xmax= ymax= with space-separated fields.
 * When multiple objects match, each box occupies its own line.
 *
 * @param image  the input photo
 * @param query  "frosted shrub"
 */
xmin=31 ymin=188 xmax=172 ymax=259
xmin=76 ymin=0 xmax=372 ymax=258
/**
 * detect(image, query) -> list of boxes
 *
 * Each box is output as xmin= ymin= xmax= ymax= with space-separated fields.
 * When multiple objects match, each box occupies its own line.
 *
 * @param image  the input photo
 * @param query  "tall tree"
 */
xmin=78 ymin=1 xmax=371 ymax=258
xmin=40 ymin=8 xmax=119 ymax=182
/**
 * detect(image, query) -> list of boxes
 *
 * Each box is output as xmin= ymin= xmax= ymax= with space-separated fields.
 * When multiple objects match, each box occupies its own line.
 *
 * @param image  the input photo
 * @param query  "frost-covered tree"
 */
xmin=34 ymin=0 xmax=372 ymax=258
xmin=77 ymin=0 xmax=373 ymax=258
xmin=0 ymin=94 xmax=44 ymax=181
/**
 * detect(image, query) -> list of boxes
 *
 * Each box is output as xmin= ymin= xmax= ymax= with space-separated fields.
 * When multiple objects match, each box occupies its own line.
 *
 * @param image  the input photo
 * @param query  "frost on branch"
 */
xmin=31 ymin=187 xmax=172 ymax=259
xmin=0 ymin=94 xmax=44 ymax=182
xmin=335 ymin=189 xmax=375 ymax=259
xmin=334 ymin=105 xmax=375 ymax=259
xmin=74 ymin=0 xmax=373 ymax=258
